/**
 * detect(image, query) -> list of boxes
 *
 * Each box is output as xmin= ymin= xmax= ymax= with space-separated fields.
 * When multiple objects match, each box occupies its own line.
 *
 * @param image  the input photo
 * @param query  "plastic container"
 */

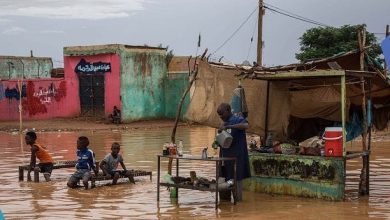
xmin=216 ymin=130 xmax=233 ymax=148
xmin=201 ymin=148 xmax=208 ymax=159
xmin=323 ymin=127 xmax=343 ymax=157
xmin=169 ymin=143 xmax=177 ymax=155
xmin=177 ymin=140 xmax=184 ymax=156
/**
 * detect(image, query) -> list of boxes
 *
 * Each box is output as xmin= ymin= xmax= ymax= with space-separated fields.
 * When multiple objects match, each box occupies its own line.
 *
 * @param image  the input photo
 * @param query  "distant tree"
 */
xmin=295 ymin=24 xmax=382 ymax=63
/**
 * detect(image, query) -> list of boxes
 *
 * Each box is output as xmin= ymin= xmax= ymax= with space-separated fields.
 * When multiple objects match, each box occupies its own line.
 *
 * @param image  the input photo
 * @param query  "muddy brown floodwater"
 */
xmin=0 ymin=126 xmax=390 ymax=219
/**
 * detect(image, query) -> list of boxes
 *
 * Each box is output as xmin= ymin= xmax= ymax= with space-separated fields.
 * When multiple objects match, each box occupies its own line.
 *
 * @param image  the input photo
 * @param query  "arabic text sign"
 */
xmin=75 ymin=58 xmax=111 ymax=74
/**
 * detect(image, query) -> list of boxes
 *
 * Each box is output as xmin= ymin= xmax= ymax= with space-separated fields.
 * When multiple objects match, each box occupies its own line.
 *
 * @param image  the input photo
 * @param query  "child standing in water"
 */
xmin=25 ymin=131 xmax=54 ymax=182
xmin=67 ymin=136 xmax=98 ymax=189
xmin=99 ymin=142 xmax=135 ymax=184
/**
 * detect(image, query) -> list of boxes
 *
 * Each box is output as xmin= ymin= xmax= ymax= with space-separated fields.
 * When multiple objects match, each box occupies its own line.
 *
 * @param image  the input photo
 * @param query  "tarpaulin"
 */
xmin=381 ymin=36 xmax=390 ymax=72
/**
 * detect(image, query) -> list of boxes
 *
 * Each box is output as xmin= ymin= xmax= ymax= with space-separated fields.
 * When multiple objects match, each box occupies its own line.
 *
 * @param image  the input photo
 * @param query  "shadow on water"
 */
xmin=1 ymin=127 xmax=390 ymax=219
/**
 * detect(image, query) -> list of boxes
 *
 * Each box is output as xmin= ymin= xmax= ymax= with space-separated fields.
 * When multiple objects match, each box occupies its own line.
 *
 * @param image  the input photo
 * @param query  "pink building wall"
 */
xmin=64 ymin=54 xmax=121 ymax=116
xmin=0 ymin=78 xmax=79 ymax=120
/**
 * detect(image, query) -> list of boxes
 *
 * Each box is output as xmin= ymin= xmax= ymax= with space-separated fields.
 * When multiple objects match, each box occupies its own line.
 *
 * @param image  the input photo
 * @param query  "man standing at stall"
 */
xmin=217 ymin=103 xmax=251 ymax=202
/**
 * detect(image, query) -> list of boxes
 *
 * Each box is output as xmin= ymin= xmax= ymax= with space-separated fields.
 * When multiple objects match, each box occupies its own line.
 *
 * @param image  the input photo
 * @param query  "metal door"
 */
xmin=79 ymin=74 xmax=105 ymax=117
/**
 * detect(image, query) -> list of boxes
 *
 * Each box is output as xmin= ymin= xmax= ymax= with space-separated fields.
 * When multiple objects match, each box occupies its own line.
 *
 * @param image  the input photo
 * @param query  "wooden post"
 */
xmin=366 ymin=79 xmax=372 ymax=194
xmin=360 ymin=77 xmax=367 ymax=151
xmin=34 ymin=169 xmax=39 ymax=182
xmin=385 ymin=25 xmax=389 ymax=73
xmin=358 ymin=28 xmax=368 ymax=195
xmin=341 ymin=75 xmax=346 ymax=157
xmin=19 ymin=167 xmax=24 ymax=181
xmin=168 ymin=49 xmax=207 ymax=177
xmin=257 ymin=0 xmax=264 ymax=66
xmin=358 ymin=29 xmax=368 ymax=151
xmin=341 ymin=74 xmax=347 ymax=200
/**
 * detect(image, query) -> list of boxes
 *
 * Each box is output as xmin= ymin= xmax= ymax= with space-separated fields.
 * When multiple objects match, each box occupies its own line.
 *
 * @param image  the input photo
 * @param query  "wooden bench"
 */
xmin=19 ymin=160 xmax=152 ymax=183
xmin=19 ymin=160 xmax=77 ymax=182
xmin=91 ymin=170 xmax=153 ymax=185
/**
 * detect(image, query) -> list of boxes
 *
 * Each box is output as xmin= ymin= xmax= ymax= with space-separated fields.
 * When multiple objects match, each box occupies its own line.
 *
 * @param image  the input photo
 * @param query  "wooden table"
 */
xmin=156 ymin=155 xmax=237 ymax=209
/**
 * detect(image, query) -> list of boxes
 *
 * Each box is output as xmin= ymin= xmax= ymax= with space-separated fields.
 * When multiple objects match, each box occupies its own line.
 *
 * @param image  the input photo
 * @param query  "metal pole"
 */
xmin=215 ymin=160 xmax=219 ymax=209
xmin=18 ymin=80 xmax=23 ymax=134
xmin=385 ymin=25 xmax=389 ymax=74
xmin=257 ymin=0 xmax=264 ymax=66
xmin=157 ymin=156 xmax=160 ymax=201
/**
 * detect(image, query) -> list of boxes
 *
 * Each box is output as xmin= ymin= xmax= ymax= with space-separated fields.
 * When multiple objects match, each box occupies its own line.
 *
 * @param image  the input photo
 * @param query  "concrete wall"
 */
xmin=0 ymin=78 xmax=79 ymax=120
xmin=120 ymin=48 xmax=167 ymax=121
xmin=164 ymin=72 xmax=189 ymax=119
xmin=63 ymin=45 xmax=189 ymax=121
xmin=63 ymin=53 xmax=121 ymax=116
xmin=0 ymin=56 xmax=52 ymax=79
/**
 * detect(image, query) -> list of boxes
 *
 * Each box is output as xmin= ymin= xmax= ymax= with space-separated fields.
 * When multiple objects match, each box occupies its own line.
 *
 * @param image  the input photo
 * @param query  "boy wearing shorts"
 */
xmin=67 ymin=136 xmax=98 ymax=189
xmin=99 ymin=142 xmax=135 ymax=184
xmin=25 ymin=131 xmax=54 ymax=182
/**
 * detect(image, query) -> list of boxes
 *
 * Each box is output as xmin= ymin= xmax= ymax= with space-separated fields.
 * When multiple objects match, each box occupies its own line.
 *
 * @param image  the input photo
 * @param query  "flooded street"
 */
xmin=1 ymin=126 xmax=390 ymax=219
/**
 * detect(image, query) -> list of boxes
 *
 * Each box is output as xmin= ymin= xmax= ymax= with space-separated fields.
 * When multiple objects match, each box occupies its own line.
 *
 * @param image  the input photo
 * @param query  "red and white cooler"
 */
xmin=323 ymin=127 xmax=343 ymax=157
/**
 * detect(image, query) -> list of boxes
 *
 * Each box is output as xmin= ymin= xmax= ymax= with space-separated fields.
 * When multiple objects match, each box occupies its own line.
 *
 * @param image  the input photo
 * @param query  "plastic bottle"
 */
xmin=177 ymin=140 xmax=184 ymax=156
xmin=163 ymin=143 xmax=169 ymax=155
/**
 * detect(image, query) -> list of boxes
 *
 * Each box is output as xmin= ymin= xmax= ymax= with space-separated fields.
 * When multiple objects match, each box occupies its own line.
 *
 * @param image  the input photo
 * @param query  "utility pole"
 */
xmin=257 ymin=0 xmax=264 ymax=66
xmin=385 ymin=25 xmax=389 ymax=73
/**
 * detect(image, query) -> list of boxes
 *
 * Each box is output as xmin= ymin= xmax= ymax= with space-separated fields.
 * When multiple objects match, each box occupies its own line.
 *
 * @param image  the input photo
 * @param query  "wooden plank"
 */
xmin=159 ymin=182 xmax=230 ymax=192
xmin=20 ymin=161 xmax=153 ymax=183
xmin=345 ymin=151 xmax=370 ymax=160
xmin=341 ymin=75 xmax=346 ymax=157
xmin=345 ymin=70 xmax=376 ymax=78
xmin=91 ymin=170 xmax=152 ymax=182
xmin=251 ymin=70 xmax=345 ymax=81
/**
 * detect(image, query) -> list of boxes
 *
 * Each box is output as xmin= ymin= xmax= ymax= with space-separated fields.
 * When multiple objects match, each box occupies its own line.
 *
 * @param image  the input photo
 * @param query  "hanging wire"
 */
xmin=210 ymin=6 xmax=258 ymax=56
xmin=246 ymin=14 xmax=258 ymax=61
xmin=263 ymin=3 xmax=332 ymax=27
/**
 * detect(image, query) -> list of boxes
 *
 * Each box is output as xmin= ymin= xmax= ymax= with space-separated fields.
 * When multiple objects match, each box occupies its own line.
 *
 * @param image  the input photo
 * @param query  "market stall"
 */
xmin=239 ymin=69 xmax=389 ymax=200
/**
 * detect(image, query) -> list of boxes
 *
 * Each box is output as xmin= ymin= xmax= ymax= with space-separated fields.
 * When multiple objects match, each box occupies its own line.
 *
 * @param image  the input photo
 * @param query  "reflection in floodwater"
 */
xmin=0 ymin=127 xmax=390 ymax=219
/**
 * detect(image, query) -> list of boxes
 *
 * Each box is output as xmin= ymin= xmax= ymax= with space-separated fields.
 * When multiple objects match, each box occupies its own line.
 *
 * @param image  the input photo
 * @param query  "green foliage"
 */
xmin=295 ymin=25 xmax=381 ymax=62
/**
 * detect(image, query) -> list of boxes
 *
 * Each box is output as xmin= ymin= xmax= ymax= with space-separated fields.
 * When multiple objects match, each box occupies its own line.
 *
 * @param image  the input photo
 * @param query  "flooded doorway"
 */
xmin=79 ymin=74 xmax=105 ymax=117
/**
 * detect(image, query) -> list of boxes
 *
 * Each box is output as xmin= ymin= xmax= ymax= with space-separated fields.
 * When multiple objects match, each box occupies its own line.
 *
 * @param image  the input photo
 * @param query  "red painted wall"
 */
xmin=0 ymin=78 xmax=79 ymax=120
xmin=64 ymin=54 xmax=121 ymax=116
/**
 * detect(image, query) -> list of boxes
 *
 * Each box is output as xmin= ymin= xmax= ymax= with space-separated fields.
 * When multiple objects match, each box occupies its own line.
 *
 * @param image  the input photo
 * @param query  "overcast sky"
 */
xmin=0 ymin=0 xmax=389 ymax=67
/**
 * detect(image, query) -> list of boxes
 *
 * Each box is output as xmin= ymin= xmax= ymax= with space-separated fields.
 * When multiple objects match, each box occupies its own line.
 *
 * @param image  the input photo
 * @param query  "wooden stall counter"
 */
xmin=244 ymin=152 xmax=345 ymax=200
